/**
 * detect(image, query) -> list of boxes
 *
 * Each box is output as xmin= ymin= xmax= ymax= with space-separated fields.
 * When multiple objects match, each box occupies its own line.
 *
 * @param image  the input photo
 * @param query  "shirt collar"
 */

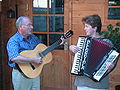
xmin=16 ymin=32 xmax=32 ymax=41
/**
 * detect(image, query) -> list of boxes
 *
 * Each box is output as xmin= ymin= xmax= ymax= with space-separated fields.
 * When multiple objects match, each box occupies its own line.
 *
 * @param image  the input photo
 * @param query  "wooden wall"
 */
xmin=0 ymin=0 xmax=120 ymax=90
xmin=1 ymin=0 xmax=29 ymax=90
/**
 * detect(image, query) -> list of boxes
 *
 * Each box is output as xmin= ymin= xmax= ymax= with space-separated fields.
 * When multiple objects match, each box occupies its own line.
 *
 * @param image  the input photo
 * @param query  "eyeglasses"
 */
xmin=22 ymin=24 xmax=33 ymax=27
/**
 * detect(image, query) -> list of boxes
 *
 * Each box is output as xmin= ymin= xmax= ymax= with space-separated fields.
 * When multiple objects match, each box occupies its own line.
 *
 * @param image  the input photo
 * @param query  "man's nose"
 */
xmin=30 ymin=25 xmax=33 ymax=29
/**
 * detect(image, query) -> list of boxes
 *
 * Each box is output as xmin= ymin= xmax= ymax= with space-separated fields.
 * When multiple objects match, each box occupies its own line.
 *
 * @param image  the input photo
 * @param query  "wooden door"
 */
xmin=30 ymin=0 xmax=72 ymax=90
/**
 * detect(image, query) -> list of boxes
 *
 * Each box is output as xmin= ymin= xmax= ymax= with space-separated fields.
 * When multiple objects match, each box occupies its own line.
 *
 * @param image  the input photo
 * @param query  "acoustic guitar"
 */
xmin=18 ymin=30 xmax=73 ymax=78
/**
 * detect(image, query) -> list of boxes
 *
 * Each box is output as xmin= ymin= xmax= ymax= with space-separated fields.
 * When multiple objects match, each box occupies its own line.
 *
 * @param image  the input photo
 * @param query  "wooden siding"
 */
xmin=0 ymin=0 xmax=120 ymax=90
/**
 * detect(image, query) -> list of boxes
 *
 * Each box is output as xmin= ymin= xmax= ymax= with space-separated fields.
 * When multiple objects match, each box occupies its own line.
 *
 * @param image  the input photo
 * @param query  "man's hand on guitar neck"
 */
xmin=60 ymin=36 xmax=67 ymax=45
xmin=60 ymin=30 xmax=73 ymax=45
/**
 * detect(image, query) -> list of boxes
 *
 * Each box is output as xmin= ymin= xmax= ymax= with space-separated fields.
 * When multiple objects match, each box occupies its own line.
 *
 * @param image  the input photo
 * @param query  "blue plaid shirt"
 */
xmin=7 ymin=32 xmax=41 ymax=68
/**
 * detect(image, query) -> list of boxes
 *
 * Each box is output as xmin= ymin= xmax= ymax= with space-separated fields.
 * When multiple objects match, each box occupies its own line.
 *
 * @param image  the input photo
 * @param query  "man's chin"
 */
xmin=27 ymin=33 xmax=32 ymax=36
xmin=86 ymin=33 xmax=90 ymax=36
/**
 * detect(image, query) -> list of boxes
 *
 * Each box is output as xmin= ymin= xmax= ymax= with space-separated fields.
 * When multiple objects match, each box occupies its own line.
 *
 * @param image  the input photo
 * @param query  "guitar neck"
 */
xmin=39 ymin=30 xmax=73 ymax=58
xmin=40 ymin=39 xmax=62 ymax=57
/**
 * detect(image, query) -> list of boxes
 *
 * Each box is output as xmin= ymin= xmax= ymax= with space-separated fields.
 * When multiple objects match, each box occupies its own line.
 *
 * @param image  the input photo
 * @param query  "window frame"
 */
xmin=105 ymin=0 xmax=120 ymax=23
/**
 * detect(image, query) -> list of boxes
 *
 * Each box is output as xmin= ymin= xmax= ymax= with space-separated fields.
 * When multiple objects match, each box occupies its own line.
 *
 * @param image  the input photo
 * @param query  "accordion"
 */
xmin=71 ymin=36 xmax=119 ymax=82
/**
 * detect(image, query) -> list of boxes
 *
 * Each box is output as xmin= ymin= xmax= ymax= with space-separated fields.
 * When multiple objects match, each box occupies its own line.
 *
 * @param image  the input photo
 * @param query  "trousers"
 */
xmin=12 ymin=68 xmax=40 ymax=90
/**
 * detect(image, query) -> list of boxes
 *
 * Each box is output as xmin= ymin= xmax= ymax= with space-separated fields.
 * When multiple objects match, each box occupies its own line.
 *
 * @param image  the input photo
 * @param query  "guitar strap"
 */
xmin=15 ymin=63 xmax=23 ymax=73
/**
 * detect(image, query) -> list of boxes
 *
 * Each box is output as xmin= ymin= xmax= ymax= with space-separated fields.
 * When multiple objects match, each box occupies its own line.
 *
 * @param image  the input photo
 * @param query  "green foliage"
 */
xmin=100 ymin=23 xmax=120 ymax=53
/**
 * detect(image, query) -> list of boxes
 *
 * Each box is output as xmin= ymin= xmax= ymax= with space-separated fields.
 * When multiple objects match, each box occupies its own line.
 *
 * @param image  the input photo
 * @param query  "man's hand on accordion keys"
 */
xmin=69 ymin=45 xmax=81 ymax=55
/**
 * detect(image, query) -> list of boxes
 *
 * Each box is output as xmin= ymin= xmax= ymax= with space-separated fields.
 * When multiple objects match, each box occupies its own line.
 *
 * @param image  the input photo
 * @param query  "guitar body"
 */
xmin=18 ymin=30 xmax=73 ymax=78
xmin=18 ymin=43 xmax=52 ymax=78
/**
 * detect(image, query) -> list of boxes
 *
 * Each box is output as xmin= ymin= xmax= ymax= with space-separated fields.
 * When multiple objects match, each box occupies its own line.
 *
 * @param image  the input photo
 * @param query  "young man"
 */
xmin=69 ymin=14 xmax=115 ymax=90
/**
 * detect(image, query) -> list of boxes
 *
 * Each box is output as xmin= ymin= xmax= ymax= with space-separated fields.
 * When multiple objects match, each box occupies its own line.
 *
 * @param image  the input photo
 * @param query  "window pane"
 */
xmin=33 ymin=0 xmax=47 ymax=14
xmin=35 ymin=34 xmax=47 ymax=45
xmin=108 ymin=8 xmax=120 ymax=20
xmin=33 ymin=7 xmax=47 ymax=14
xmin=108 ymin=0 xmax=120 ymax=6
xmin=50 ymin=16 xmax=64 ymax=32
xmin=50 ymin=0 xmax=64 ymax=14
xmin=49 ymin=34 xmax=64 ymax=49
xmin=33 ymin=16 xmax=47 ymax=32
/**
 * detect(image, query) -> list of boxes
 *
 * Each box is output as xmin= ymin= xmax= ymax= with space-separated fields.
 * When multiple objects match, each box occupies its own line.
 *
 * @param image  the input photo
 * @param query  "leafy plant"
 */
xmin=100 ymin=23 xmax=120 ymax=53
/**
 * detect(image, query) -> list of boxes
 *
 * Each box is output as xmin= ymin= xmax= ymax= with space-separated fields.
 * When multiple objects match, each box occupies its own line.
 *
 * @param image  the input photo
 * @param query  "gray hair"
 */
xmin=16 ymin=16 xmax=30 ymax=29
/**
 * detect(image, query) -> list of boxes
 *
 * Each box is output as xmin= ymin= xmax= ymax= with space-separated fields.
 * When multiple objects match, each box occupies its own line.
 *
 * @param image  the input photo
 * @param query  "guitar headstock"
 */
xmin=63 ymin=30 xmax=73 ymax=39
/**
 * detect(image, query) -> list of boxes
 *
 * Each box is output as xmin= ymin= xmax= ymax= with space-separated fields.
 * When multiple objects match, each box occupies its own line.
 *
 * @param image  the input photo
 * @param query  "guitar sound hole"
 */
xmin=30 ymin=63 xmax=35 ymax=70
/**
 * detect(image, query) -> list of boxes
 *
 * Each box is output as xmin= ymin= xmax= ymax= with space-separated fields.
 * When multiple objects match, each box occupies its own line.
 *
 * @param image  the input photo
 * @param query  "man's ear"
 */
xmin=18 ymin=25 xmax=23 ymax=29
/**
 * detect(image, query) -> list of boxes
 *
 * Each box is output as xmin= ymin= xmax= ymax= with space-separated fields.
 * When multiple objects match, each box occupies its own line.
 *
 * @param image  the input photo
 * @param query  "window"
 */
xmin=108 ymin=0 xmax=120 ymax=20
xmin=32 ymin=0 xmax=64 ymax=49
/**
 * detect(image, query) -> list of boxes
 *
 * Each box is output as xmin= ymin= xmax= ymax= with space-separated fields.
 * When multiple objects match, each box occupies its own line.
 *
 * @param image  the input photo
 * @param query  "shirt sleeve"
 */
xmin=7 ymin=39 xmax=20 ymax=62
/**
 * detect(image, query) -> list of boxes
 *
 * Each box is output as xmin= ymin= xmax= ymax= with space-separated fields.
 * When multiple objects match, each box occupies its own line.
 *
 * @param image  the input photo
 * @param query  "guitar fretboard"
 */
xmin=39 ymin=39 xmax=62 ymax=57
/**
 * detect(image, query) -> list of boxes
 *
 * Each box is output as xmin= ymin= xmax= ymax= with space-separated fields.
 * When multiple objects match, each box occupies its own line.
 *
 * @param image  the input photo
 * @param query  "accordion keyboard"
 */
xmin=71 ymin=37 xmax=88 ymax=75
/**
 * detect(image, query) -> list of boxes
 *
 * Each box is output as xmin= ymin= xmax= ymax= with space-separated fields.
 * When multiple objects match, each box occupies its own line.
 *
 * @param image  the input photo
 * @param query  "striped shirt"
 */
xmin=7 ymin=32 xmax=41 ymax=68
